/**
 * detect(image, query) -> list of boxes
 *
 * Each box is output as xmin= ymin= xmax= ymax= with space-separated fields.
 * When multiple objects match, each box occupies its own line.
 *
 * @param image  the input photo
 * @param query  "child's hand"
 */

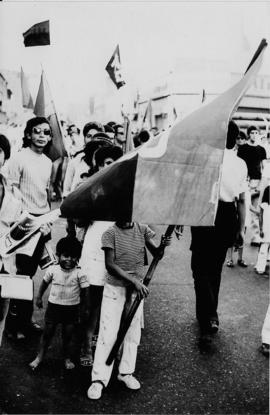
xmin=133 ymin=280 xmax=149 ymax=299
xmin=155 ymin=235 xmax=172 ymax=259
xmin=40 ymin=222 xmax=52 ymax=236
xmin=174 ymin=225 xmax=184 ymax=240
xmin=36 ymin=297 xmax=43 ymax=309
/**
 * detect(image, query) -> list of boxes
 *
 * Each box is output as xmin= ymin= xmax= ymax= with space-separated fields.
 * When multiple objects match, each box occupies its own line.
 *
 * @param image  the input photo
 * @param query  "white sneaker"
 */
xmin=87 ymin=382 xmax=103 ymax=400
xmin=117 ymin=374 xmax=141 ymax=390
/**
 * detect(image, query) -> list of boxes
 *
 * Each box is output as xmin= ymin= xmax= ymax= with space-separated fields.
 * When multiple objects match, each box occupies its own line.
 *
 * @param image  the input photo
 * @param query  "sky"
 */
xmin=0 ymin=1 xmax=270 ymax=121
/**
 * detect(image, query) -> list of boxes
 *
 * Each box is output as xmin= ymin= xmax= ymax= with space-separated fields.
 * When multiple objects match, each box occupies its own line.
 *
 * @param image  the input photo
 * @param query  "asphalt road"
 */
xmin=0 ymin=208 xmax=269 ymax=414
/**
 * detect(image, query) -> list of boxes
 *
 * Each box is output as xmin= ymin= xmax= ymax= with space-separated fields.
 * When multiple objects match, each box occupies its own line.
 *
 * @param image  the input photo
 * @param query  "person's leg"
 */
xmin=29 ymin=321 xmax=56 ymax=370
xmin=255 ymin=243 xmax=269 ymax=274
xmin=62 ymin=322 xmax=76 ymax=369
xmin=118 ymin=298 xmax=143 ymax=376
xmin=90 ymin=284 xmax=125 ymax=388
xmin=81 ymin=286 xmax=103 ymax=366
xmin=0 ymin=298 xmax=10 ymax=346
xmin=13 ymin=238 xmax=46 ymax=335
xmin=226 ymin=247 xmax=234 ymax=267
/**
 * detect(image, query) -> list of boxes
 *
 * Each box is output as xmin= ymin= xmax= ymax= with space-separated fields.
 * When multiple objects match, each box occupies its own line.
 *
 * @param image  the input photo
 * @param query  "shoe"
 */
xmin=209 ymin=320 xmax=219 ymax=334
xmin=226 ymin=260 xmax=234 ymax=268
xmin=117 ymin=374 xmax=141 ymax=390
xmin=87 ymin=382 xmax=103 ymax=400
xmin=237 ymin=259 xmax=248 ymax=267
xmin=259 ymin=343 xmax=269 ymax=357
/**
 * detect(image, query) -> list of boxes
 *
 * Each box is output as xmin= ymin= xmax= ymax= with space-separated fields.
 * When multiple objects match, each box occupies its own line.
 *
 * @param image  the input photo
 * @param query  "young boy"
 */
xmin=87 ymin=221 xmax=171 ymax=400
xmin=29 ymin=236 xmax=89 ymax=370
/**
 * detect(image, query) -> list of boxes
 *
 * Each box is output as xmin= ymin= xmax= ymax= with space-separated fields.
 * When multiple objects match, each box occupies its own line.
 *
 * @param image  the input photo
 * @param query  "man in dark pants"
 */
xmin=6 ymin=117 xmax=53 ymax=339
xmin=190 ymin=121 xmax=247 ymax=343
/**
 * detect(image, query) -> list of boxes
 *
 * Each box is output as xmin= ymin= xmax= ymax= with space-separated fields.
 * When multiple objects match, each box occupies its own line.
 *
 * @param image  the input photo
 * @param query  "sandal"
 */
xmin=80 ymin=354 xmax=93 ymax=367
xmin=237 ymin=259 xmax=248 ymax=267
xmin=226 ymin=260 xmax=234 ymax=268
xmin=259 ymin=343 xmax=269 ymax=357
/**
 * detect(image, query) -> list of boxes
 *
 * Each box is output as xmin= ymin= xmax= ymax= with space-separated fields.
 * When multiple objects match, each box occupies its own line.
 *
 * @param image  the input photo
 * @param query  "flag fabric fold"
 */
xmin=105 ymin=45 xmax=126 ymax=89
xmin=23 ymin=20 xmax=50 ymax=47
xmin=20 ymin=67 xmax=34 ymax=109
xmin=34 ymin=71 xmax=66 ymax=161
xmin=61 ymin=40 xmax=267 ymax=226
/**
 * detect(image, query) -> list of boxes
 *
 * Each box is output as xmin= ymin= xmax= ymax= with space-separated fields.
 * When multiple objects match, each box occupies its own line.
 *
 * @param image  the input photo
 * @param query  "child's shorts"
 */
xmin=45 ymin=302 xmax=80 ymax=325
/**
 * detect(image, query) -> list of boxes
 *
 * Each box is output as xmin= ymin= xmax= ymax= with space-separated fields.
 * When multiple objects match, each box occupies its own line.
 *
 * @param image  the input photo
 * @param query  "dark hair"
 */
xmin=138 ymin=129 xmax=150 ymax=143
xmin=94 ymin=145 xmax=123 ymax=167
xmin=107 ymin=121 xmax=117 ymax=128
xmin=237 ymin=130 xmax=247 ymax=141
xmin=226 ymin=120 xmax=239 ymax=149
xmin=82 ymin=122 xmax=104 ymax=137
xmin=0 ymin=134 xmax=11 ymax=160
xmin=56 ymin=236 xmax=82 ymax=258
xmin=247 ymin=125 xmax=259 ymax=136
xmin=91 ymin=132 xmax=113 ymax=144
xmin=114 ymin=124 xmax=124 ymax=135
xmin=67 ymin=124 xmax=80 ymax=135
xmin=22 ymin=117 xmax=51 ymax=148
xmin=104 ymin=124 xmax=115 ymax=135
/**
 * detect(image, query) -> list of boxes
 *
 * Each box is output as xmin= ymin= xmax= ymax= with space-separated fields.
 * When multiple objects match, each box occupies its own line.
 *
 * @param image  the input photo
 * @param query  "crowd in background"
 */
xmin=0 ymin=116 xmax=269 ymax=401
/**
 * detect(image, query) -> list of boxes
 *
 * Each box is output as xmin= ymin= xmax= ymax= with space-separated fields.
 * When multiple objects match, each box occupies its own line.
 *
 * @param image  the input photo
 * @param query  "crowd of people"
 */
xmin=0 ymin=115 xmax=269 ymax=401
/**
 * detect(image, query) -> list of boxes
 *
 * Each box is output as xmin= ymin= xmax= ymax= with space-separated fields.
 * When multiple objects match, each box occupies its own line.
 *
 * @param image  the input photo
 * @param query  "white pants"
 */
xmin=255 ymin=243 xmax=270 ymax=273
xmin=91 ymin=283 xmax=143 ymax=387
xmin=262 ymin=304 xmax=270 ymax=345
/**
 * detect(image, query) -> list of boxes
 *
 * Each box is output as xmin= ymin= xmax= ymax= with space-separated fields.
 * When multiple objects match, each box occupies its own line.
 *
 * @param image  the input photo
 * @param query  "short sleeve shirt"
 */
xmin=44 ymin=264 xmax=89 ymax=305
xmin=101 ymin=223 xmax=155 ymax=287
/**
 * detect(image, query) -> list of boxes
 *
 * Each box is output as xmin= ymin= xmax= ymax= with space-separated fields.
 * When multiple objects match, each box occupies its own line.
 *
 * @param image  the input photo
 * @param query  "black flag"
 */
xmin=23 ymin=20 xmax=50 ymax=47
xmin=105 ymin=45 xmax=125 ymax=89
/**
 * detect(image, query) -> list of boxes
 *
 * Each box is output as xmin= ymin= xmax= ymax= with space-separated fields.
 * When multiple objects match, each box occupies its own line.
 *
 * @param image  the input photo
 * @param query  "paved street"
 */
xmin=0 ymin=207 xmax=269 ymax=414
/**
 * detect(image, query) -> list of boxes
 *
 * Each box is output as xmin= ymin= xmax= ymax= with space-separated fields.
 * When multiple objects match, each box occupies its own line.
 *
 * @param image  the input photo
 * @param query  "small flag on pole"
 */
xmin=23 ymin=20 xmax=50 ymax=47
xmin=20 ymin=67 xmax=34 ymax=109
xmin=34 ymin=70 xmax=66 ymax=161
xmin=105 ymin=45 xmax=125 ymax=89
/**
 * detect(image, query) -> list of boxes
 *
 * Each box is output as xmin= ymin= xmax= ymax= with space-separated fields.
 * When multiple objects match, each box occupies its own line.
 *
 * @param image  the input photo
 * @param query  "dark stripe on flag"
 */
xmin=61 ymin=154 xmax=138 ymax=221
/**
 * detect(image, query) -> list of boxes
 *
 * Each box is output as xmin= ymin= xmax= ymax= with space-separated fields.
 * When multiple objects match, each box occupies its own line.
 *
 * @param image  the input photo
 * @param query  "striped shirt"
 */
xmin=44 ymin=264 xmax=89 ymax=306
xmin=101 ymin=223 xmax=155 ymax=287
xmin=8 ymin=147 xmax=52 ymax=215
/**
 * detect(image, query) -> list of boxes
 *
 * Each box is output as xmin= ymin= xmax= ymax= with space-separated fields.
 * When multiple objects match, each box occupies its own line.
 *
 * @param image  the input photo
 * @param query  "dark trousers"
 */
xmin=190 ymin=201 xmax=237 ymax=333
xmin=6 ymin=236 xmax=47 ymax=335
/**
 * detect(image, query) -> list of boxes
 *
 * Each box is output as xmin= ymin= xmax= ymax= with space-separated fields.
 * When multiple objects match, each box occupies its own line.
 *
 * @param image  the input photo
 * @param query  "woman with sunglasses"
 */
xmin=5 ymin=117 xmax=53 ymax=340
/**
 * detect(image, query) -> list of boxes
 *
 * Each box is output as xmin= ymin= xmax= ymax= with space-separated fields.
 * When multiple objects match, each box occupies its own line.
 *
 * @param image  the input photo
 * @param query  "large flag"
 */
xmin=34 ymin=71 xmax=66 ymax=161
xmin=23 ymin=20 xmax=50 ymax=47
xmin=61 ymin=40 xmax=267 ymax=226
xmin=105 ymin=45 xmax=126 ymax=89
xmin=20 ymin=67 xmax=34 ymax=109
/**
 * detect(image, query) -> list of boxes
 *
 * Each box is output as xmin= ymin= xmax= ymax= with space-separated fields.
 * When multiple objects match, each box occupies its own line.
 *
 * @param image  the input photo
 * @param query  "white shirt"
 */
xmin=219 ymin=148 xmax=248 ymax=202
xmin=79 ymin=221 xmax=114 ymax=286
xmin=8 ymin=147 xmax=52 ymax=215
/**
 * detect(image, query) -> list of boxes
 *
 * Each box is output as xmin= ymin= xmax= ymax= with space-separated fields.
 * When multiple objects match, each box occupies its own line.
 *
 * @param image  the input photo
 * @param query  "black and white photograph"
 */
xmin=0 ymin=0 xmax=269 ymax=413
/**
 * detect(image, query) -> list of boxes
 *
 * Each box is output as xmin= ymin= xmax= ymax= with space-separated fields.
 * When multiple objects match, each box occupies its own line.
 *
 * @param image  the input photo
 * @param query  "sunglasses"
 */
xmin=32 ymin=127 xmax=51 ymax=136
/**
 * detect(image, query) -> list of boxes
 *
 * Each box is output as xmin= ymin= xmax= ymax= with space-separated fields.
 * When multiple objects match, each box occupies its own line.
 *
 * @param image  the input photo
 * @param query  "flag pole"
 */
xmin=106 ymin=224 xmax=175 ymax=366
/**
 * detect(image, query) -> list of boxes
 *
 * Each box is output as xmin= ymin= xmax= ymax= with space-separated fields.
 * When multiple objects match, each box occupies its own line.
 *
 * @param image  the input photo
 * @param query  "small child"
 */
xmin=29 ymin=236 xmax=89 ymax=370
xmin=87 ymin=221 xmax=171 ymax=400
xmin=255 ymin=185 xmax=270 ymax=275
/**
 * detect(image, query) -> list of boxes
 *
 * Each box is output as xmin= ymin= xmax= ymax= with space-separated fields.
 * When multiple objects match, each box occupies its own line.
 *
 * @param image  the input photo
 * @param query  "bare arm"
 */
xmin=104 ymin=248 xmax=149 ymax=298
xmin=235 ymin=192 xmax=246 ymax=248
xmin=36 ymin=279 xmax=50 ymax=308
